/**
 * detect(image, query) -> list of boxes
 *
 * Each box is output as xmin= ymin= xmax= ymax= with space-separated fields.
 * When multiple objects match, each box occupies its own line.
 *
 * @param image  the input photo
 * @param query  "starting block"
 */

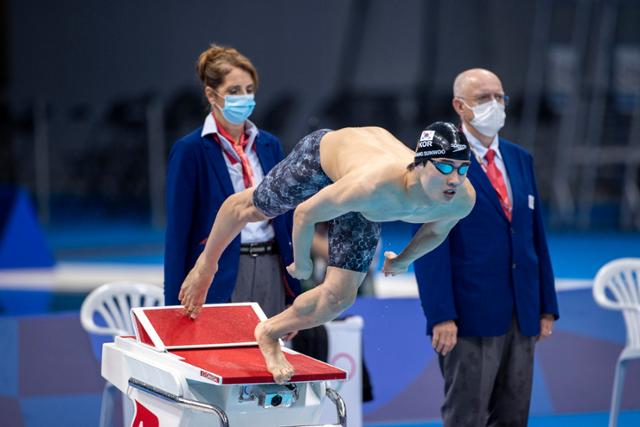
xmin=101 ymin=303 xmax=348 ymax=426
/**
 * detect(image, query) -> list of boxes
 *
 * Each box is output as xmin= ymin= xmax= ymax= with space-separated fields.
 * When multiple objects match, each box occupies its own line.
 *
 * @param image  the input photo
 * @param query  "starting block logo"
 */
xmin=201 ymin=370 xmax=220 ymax=383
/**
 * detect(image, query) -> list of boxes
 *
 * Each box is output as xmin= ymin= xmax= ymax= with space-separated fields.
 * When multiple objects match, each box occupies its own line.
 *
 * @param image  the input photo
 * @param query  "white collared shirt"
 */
xmin=201 ymin=114 xmax=275 ymax=243
xmin=462 ymin=124 xmax=512 ymax=203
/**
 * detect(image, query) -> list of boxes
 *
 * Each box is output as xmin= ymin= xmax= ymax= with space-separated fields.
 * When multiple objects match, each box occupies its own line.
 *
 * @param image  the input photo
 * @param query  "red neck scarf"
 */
xmin=212 ymin=113 xmax=254 ymax=188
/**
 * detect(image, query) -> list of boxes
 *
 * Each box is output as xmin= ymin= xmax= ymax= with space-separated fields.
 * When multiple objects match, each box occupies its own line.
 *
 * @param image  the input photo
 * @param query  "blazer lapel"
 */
xmin=254 ymin=132 xmax=275 ymax=174
xmin=468 ymin=155 xmax=509 ymax=221
xmin=202 ymin=134 xmax=235 ymax=198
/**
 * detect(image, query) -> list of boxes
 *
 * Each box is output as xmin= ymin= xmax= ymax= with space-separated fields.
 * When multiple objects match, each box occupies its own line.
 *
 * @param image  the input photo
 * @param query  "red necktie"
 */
xmin=484 ymin=149 xmax=512 ymax=221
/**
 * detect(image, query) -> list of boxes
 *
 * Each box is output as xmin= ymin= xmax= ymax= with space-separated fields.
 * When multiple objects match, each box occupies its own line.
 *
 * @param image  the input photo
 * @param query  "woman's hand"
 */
xmin=382 ymin=251 xmax=409 ymax=276
xmin=286 ymin=258 xmax=313 ymax=280
xmin=179 ymin=262 xmax=217 ymax=319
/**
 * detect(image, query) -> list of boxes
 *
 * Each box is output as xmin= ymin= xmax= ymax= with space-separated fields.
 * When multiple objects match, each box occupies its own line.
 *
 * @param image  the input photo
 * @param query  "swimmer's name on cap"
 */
xmin=416 ymin=149 xmax=446 ymax=158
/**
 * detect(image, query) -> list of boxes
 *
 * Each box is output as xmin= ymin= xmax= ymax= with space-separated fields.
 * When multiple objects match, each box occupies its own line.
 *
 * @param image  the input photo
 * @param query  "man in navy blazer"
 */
xmin=164 ymin=123 xmax=301 ymax=309
xmin=414 ymin=69 xmax=559 ymax=426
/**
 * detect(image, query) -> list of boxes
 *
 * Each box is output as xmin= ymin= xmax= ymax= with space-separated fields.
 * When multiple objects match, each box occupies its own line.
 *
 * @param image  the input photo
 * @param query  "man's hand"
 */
xmin=179 ymin=262 xmax=216 ymax=319
xmin=432 ymin=320 xmax=458 ymax=356
xmin=538 ymin=314 xmax=555 ymax=341
xmin=382 ymin=251 xmax=409 ymax=277
xmin=286 ymin=258 xmax=313 ymax=280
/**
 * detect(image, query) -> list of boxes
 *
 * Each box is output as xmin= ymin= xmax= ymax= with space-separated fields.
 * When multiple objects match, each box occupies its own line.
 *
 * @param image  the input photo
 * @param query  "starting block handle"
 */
xmin=128 ymin=377 xmax=230 ymax=427
xmin=286 ymin=387 xmax=347 ymax=427
xmin=325 ymin=388 xmax=348 ymax=427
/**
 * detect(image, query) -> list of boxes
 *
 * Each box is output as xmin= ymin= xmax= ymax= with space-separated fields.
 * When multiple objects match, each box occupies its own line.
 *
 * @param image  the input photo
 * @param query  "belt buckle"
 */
xmin=249 ymin=244 xmax=260 ymax=257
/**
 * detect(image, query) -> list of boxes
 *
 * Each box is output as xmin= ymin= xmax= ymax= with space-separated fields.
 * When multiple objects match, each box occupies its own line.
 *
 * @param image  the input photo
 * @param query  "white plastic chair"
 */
xmin=593 ymin=258 xmax=640 ymax=427
xmin=80 ymin=281 xmax=164 ymax=427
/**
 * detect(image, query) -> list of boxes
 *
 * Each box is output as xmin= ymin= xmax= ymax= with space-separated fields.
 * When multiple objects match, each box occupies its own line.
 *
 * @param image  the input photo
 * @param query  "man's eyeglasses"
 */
xmin=430 ymin=160 xmax=470 ymax=176
xmin=458 ymin=93 xmax=509 ymax=106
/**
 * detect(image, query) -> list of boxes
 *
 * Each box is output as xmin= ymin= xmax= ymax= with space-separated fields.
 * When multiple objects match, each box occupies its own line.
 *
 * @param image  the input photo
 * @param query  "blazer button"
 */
xmin=512 ymin=263 xmax=517 ymax=269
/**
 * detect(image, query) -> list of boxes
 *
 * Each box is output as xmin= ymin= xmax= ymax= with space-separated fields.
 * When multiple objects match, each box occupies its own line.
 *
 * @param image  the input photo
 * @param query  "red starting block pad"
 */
xmin=132 ymin=303 xmax=266 ymax=351
xmin=130 ymin=303 xmax=347 ymax=384
xmin=173 ymin=346 xmax=346 ymax=385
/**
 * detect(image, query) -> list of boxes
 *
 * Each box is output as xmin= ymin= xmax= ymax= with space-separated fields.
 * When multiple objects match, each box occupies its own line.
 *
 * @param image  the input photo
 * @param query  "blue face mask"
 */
xmin=217 ymin=94 xmax=256 ymax=125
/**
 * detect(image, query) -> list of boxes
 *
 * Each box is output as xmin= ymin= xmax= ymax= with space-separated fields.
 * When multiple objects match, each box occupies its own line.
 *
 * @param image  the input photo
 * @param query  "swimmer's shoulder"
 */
xmin=351 ymin=163 xmax=406 ymax=198
xmin=337 ymin=164 xmax=396 ymax=196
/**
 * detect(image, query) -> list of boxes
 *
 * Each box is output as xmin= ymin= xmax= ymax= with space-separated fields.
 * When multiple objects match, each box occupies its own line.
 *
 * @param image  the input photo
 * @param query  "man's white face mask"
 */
xmin=467 ymin=99 xmax=506 ymax=137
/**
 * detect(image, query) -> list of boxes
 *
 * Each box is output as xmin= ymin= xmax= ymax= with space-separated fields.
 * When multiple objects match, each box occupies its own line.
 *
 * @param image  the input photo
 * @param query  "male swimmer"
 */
xmin=179 ymin=121 xmax=476 ymax=383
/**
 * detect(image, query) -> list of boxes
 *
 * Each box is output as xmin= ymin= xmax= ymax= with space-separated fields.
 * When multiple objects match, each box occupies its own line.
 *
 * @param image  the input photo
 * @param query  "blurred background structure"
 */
xmin=2 ymin=0 xmax=640 ymax=230
xmin=1 ymin=1 xmax=640 ymax=426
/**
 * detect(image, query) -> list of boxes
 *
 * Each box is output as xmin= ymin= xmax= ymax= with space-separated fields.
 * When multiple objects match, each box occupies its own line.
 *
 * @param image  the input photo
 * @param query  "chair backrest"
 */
xmin=593 ymin=258 xmax=640 ymax=349
xmin=80 ymin=281 xmax=164 ymax=337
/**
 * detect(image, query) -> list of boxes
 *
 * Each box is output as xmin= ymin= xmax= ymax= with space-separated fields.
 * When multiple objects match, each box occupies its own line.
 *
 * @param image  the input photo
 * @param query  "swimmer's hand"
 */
xmin=382 ymin=251 xmax=409 ymax=276
xmin=286 ymin=258 xmax=313 ymax=280
xmin=179 ymin=261 xmax=217 ymax=319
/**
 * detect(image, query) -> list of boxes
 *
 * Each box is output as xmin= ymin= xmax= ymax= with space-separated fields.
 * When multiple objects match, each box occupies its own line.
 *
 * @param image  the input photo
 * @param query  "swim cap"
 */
xmin=414 ymin=121 xmax=470 ymax=165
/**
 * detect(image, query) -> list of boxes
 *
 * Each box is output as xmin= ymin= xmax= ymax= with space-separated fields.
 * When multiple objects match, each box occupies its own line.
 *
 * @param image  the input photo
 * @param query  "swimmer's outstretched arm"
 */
xmin=383 ymin=218 xmax=459 ymax=276
xmin=179 ymin=188 xmax=269 ymax=317
xmin=383 ymin=191 xmax=476 ymax=276
xmin=287 ymin=178 xmax=369 ymax=280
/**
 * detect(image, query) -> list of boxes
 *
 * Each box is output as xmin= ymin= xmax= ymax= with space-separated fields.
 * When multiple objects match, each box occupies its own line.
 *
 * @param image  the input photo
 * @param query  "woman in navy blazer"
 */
xmin=164 ymin=45 xmax=300 ymax=316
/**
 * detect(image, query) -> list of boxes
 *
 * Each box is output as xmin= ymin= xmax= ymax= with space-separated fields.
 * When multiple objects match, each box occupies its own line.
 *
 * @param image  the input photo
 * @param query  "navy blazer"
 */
xmin=164 ymin=126 xmax=301 ymax=306
xmin=414 ymin=138 xmax=559 ymax=337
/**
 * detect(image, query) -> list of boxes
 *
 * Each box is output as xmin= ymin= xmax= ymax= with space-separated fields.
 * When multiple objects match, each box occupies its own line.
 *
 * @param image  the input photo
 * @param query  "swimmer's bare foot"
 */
xmin=255 ymin=321 xmax=294 ymax=384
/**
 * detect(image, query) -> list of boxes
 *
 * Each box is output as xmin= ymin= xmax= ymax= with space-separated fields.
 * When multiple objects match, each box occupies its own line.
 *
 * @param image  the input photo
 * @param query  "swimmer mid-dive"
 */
xmin=179 ymin=121 xmax=476 ymax=384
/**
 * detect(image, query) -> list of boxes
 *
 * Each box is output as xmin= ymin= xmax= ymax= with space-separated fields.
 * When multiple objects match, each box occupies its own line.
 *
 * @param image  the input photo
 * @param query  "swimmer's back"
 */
xmin=319 ymin=127 xmax=414 ymax=181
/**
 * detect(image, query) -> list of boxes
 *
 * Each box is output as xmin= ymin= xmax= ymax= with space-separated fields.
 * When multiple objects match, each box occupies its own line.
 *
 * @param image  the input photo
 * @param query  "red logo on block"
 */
xmin=201 ymin=370 xmax=220 ymax=383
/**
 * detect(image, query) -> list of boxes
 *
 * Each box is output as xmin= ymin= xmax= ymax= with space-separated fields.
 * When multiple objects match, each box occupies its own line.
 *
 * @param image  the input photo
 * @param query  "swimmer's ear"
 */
xmin=411 ymin=160 xmax=428 ymax=170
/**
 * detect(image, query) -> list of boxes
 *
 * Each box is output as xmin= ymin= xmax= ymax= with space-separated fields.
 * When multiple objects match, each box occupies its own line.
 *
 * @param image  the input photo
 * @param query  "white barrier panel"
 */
xmin=321 ymin=316 xmax=364 ymax=427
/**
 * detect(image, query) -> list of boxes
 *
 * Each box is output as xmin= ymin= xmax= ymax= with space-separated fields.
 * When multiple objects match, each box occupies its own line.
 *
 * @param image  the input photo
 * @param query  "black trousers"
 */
xmin=438 ymin=319 xmax=536 ymax=427
xmin=231 ymin=254 xmax=285 ymax=318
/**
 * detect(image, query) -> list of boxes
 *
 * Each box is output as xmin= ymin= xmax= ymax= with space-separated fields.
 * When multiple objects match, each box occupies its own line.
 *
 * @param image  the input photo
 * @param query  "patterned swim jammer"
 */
xmin=253 ymin=129 xmax=380 ymax=273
